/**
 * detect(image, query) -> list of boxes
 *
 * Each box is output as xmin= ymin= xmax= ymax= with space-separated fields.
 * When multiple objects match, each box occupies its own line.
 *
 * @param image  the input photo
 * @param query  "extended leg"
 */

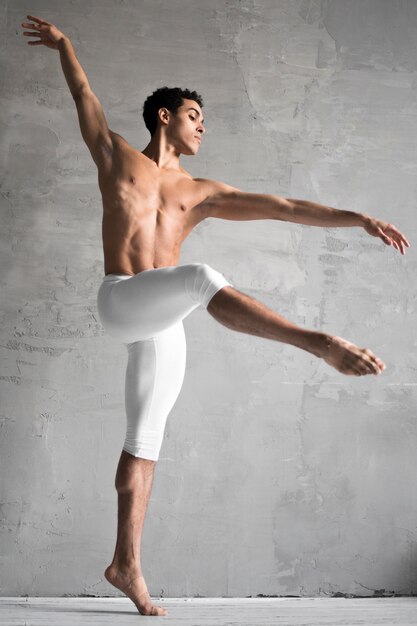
xmin=207 ymin=286 xmax=385 ymax=376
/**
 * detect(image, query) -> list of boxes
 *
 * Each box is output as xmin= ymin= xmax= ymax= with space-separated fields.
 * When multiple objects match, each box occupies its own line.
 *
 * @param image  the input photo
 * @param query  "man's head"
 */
xmin=142 ymin=86 xmax=205 ymax=155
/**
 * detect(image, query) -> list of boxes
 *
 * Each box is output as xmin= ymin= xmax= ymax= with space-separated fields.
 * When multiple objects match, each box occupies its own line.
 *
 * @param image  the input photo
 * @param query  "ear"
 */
xmin=157 ymin=107 xmax=171 ymax=126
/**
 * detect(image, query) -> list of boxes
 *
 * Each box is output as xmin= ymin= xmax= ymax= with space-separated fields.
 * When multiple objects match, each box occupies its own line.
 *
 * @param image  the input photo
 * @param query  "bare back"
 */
xmin=98 ymin=133 xmax=209 ymax=276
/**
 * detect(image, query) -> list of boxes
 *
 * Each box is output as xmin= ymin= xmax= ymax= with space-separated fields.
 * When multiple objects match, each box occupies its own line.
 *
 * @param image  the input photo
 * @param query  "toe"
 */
xmin=151 ymin=605 xmax=167 ymax=616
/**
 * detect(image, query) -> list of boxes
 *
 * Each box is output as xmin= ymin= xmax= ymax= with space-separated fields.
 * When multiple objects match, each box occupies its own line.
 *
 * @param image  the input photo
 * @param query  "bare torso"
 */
xmin=98 ymin=132 xmax=209 ymax=276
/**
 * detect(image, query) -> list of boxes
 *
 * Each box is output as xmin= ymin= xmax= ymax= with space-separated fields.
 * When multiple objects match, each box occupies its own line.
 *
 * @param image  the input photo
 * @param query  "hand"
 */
xmin=363 ymin=216 xmax=410 ymax=255
xmin=21 ymin=14 xmax=66 ymax=50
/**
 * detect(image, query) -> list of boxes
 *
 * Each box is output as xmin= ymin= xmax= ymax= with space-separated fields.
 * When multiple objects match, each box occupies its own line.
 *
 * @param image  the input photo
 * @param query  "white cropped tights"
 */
xmin=97 ymin=263 xmax=233 ymax=461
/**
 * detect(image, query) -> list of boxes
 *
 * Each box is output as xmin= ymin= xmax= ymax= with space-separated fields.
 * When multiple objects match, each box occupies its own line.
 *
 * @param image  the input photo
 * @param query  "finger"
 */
xmin=378 ymin=228 xmax=402 ymax=251
xmin=28 ymin=40 xmax=44 ymax=45
xmin=22 ymin=22 xmax=41 ymax=30
xmin=388 ymin=232 xmax=406 ymax=253
xmin=390 ymin=234 xmax=402 ymax=249
xmin=389 ymin=227 xmax=410 ymax=248
xmin=21 ymin=22 xmax=41 ymax=30
xmin=378 ymin=228 xmax=392 ymax=245
xmin=394 ymin=240 xmax=403 ymax=254
xmin=23 ymin=31 xmax=41 ymax=37
xmin=27 ymin=15 xmax=50 ymax=25
xmin=387 ymin=237 xmax=400 ymax=251
xmin=388 ymin=224 xmax=406 ymax=237
xmin=395 ymin=237 xmax=406 ymax=254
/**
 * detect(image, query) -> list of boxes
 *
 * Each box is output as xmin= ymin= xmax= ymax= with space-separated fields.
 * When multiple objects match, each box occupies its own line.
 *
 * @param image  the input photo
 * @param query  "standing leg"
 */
xmin=104 ymin=453 xmax=165 ymax=616
xmin=104 ymin=322 xmax=186 ymax=617
xmin=207 ymin=286 xmax=385 ymax=376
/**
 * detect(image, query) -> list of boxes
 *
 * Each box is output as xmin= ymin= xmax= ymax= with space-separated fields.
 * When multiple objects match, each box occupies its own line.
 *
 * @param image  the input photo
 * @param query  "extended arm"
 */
xmin=22 ymin=14 xmax=113 ymax=168
xmin=199 ymin=179 xmax=410 ymax=255
xmin=59 ymin=37 xmax=113 ymax=167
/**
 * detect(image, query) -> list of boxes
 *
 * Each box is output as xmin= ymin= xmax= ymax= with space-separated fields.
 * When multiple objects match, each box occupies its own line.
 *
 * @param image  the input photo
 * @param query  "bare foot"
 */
xmin=104 ymin=564 xmax=167 ymax=616
xmin=322 ymin=335 xmax=386 ymax=376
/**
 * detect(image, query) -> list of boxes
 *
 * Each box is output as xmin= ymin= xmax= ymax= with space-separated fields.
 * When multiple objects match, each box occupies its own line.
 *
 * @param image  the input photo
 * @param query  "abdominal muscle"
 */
xmin=102 ymin=210 xmax=183 ymax=276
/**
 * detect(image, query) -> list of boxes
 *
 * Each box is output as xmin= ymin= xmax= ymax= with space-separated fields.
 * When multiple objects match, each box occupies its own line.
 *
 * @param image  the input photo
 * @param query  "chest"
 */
xmin=101 ymin=152 xmax=203 ymax=215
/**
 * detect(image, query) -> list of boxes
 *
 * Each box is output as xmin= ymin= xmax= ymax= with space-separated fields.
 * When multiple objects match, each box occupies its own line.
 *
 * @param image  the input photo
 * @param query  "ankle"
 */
xmin=110 ymin=559 xmax=142 ymax=574
xmin=301 ymin=331 xmax=332 ymax=358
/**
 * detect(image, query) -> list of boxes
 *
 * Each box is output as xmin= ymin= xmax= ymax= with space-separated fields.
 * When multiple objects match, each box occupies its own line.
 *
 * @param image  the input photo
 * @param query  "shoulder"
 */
xmin=107 ymin=132 xmax=149 ymax=165
xmin=192 ymin=177 xmax=240 ymax=194
xmin=186 ymin=178 xmax=242 ymax=221
xmin=178 ymin=167 xmax=235 ymax=193
xmin=177 ymin=170 xmax=228 ymax=195
xmin=109 ymin=130 xmax=132 ymax=150
xmin=109 ymin=131 xmax=148 ymax=158
xmin=194 ymin=178 xmax=240 ymax=212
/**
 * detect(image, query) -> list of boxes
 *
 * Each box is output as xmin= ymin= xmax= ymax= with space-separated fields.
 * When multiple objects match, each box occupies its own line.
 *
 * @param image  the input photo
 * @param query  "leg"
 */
xmin=97 ymin=265 xmax=229 ymax=615
xmin=104 ymin=322 xmax=186 ymax=616
xmin=104 ymin=452 xmax=166 ymax=616
xmin=207 ymin=286 xmax=385 ymax=376
xmin=123 ymin=321 xmax=187 ymax=460
xmin=97 ymin=263 xmax=232 ymax=343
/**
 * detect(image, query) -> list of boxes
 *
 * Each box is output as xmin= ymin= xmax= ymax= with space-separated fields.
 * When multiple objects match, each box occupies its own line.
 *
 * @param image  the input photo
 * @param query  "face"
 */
xmin=160 ymin=98 xmax=205 ymax=155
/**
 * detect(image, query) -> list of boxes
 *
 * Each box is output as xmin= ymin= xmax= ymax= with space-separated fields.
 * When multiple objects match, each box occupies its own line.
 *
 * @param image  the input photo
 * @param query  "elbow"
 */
xmin=273 ymin=195 xmax=293 ymax=221
xmin=72 ymin=84 xmax=90 ymax=101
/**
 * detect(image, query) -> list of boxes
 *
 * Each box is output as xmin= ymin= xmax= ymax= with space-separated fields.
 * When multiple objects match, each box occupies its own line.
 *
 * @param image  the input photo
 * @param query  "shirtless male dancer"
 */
xmin=22 ymin=14 xmax=410 ymax=617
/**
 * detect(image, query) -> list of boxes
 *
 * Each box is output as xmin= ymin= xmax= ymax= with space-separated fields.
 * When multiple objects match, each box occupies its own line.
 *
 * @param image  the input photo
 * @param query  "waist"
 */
xmin=102 ymin=273 xmax=134 ymax=283
xmin=101 ymin=268 xmax=158 ymax=283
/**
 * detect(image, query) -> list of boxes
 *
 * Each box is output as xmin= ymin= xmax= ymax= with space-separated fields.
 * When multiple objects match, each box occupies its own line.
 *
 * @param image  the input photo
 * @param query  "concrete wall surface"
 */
xmin=0 ymin=0 xmax=416 ymax=597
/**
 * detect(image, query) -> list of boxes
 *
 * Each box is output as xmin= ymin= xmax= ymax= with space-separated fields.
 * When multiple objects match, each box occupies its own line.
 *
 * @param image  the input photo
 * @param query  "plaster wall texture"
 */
xmin=0 ymin=0 xmax=416 ymax=598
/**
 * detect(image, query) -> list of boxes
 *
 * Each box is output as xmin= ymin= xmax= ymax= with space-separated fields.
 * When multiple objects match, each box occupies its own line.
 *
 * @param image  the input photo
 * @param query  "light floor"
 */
xmin=1 ymin=597 xmax=416 ymax=625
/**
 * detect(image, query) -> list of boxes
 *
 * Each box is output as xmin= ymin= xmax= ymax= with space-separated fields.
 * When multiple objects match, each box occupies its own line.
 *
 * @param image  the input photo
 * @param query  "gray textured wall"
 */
xmin=1 ymin=0 xmax=416 ymax=598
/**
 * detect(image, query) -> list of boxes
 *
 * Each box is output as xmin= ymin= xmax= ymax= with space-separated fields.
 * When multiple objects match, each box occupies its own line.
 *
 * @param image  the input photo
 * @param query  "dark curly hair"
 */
xmin=142 ymin=86 xmax=204 ymax=136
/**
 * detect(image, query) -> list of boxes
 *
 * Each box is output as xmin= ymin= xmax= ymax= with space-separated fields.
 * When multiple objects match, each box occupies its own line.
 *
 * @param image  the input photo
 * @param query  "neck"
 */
xmin=141 ymin=130 xmax=181 ymax=170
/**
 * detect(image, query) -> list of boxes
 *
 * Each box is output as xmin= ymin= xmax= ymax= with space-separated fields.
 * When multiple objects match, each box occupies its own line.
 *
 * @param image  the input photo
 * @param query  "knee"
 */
xmin=115 ymin=451 xmax=156 ymax=493
xmin=187 ymin=263 xmax=232 ymax=309
xmin=188 ymin=262 xmax=214 ymax=285
xmin=194 ymin=262 xmax=219 ymax=281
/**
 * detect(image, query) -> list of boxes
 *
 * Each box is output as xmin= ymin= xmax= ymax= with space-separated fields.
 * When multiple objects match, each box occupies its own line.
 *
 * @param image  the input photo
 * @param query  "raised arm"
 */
xmin=21 ymin=15 xmax=113 ymax=169
xmin=198 ymin=179 xmax=410 ymax=255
